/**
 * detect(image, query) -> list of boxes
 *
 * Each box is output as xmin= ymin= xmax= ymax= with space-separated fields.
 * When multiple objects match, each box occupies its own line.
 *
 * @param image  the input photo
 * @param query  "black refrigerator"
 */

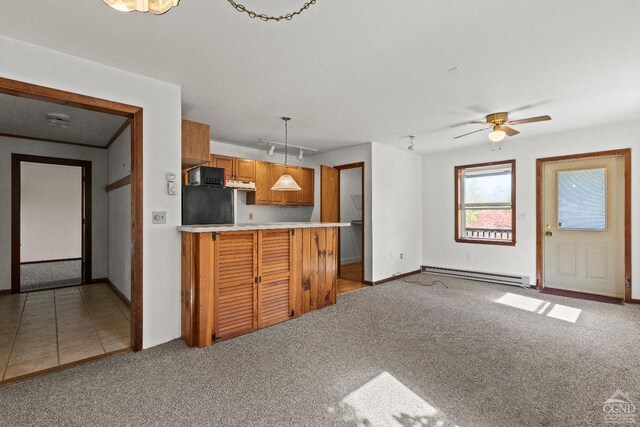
xmin=182 ymin=186 xmax=234 ymax=225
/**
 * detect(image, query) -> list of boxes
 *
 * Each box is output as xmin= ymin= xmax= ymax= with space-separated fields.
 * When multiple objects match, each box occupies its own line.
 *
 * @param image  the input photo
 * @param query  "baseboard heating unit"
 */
xmin=421 ymin=266 xmax=531 ymax=288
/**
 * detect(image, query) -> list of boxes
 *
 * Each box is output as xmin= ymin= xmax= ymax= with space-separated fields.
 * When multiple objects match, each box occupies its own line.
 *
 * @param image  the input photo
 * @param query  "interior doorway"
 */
xmin=536 ymin=149 xmax=631 ymax=303
xmin=0 ymin=77 xmax=143 ymax=384
xmin=321 ymin=162 xmax=367 ymax=295
xmin=13 ymin=155 xmax=91 ymax=292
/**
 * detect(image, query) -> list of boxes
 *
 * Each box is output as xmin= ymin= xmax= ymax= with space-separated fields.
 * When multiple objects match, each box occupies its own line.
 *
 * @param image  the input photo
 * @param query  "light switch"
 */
xmin=153 ymin=211 xmax=167 ymax=224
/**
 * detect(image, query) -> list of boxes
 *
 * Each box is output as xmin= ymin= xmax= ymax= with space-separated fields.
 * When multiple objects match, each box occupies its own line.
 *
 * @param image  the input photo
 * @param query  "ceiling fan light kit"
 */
xmin=454 ymin=111 xmax=552 ymax=150
xmin=103 ymin=0 xmax=179 ymax=14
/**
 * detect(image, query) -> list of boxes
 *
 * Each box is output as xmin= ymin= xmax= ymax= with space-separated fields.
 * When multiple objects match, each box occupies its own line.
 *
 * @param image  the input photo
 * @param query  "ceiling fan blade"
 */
xmin=469 ymin=120 xmax=488 ymax=125
xmin=453 ymin=128 xmax=488 ymax=140
xmin=501 ymin=125 xmax=520 ymax=137
xmin=506 ymin=115 xmax=551 ymax=126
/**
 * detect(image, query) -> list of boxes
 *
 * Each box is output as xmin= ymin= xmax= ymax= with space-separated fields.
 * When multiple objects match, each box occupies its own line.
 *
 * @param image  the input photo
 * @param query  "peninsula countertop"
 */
xmin=178 ymin=222 xmax=350 ymax=233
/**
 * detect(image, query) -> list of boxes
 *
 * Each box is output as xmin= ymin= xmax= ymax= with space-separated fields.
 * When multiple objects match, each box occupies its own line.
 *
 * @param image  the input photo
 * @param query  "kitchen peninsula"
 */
xmin=179 ymin=222 xmax=349 ymax=347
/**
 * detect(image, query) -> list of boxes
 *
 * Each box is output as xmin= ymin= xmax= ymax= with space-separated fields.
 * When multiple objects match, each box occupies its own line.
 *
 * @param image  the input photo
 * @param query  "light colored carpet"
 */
xmin=1 ymin=273 xmax=639 ymax=426
xmin=20 ymin=260 xmax=82 ymax=291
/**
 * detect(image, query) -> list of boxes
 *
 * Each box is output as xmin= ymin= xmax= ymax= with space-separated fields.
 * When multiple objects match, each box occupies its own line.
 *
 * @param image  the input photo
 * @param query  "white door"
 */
xmin=543 ymin=155 xmax=624 ymax=297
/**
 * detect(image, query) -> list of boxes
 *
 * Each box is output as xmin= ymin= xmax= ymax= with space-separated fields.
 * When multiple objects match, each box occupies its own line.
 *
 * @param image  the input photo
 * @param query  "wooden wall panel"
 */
xmin=291 ymin=229 xmax=303 ymax=318
xmin=317 ymin=228 xmax=327 ymax=309
xmin=301 ymin=228 xmax=312 ymax=314
xmin=181 ymin=233 xmax=194 ymax=347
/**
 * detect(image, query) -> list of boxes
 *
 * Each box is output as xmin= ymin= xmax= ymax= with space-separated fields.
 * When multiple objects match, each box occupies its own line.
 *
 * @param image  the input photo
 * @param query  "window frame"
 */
xmin=454 ymin=159 xmax=516 ymax=246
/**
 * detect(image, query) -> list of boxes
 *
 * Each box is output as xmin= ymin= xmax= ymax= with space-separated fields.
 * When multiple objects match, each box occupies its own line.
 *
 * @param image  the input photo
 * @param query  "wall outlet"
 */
xmin=153 ymin=211 xmax=167 ymax=224
xmin=249 ymin=212 xmax=253 ymax=220
xmin=467 ymin=254 xmax=474 ymax=262
xmin=400 ymin=253 xmax=404 ymax=259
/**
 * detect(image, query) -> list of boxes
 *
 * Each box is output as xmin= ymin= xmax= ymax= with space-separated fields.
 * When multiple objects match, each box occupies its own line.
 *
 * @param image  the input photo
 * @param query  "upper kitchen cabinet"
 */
xmin=235 ymin=158 xmax=256 ymax=182
xmin=299 ymin=167 xmax=315 ymax=206
xmin=211 ymin=155 xmax=256 ymax=182
xmin=284 ymin=167 xmax=301 ymax=206
xmin=210 ymin=155 xmax=235 ymax=179
xmin=182 ymin=120 xmax=211 ymax=168
xmin=247 ymin=161 xmax=273 ymax=205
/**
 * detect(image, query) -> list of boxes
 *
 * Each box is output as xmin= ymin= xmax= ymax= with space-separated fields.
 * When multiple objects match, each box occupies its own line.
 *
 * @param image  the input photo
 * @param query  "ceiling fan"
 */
xmin=454 ymin=112 xmax=552 ymax=146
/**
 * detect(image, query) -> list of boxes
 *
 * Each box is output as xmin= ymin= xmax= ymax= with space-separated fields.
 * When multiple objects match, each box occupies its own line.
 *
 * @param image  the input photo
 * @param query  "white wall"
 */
xmin=339 ymin=167 xmax=362 ymax=264
xmin=0 ymin=35 xmax=182 ymax=348
xmin=107 ymin=125 xmax=131 ymax=301
xmin=370 ymin=143 xmax=423 ymax=281
xmin=0 ymin=136 xmax=108 ymax=288
xmin=421 ymin=119 xmax=640 ymax=298
xmin=211 ymin=140 xmax=313 ymax=224
xmin=20 ymin=163 xmax=82 ymax=263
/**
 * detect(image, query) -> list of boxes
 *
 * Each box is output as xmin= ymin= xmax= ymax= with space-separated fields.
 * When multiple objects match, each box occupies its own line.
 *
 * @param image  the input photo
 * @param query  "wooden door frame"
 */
xmin=535 ymin=148 xmax=632 ymax=303
xmin=0 ymin=77 xmax=144 ymax=351
xmin=12 ymin=154 xmax=92 ymax=291
xmin=334 ymin=162 xmax=365 ymax=283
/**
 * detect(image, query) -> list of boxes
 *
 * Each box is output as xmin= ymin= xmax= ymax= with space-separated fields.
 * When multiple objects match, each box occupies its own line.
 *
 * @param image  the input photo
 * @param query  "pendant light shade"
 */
xmin=271 ymin=172 xmax=302 ymax=191
xmin=102 ymin=0 xmax=179 ymax=14
xmin=271 ymin=117 xmax=301 ymax=192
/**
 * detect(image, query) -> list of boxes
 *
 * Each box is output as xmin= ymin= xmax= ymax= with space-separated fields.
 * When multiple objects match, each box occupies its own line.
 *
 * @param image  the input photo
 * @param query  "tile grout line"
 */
xmin=2 ymin=294 xmax=28 ymax=381
xmin=53 ymin=290 xmax=60 ymax=367
xmin=78 ymin=286 xmax=108 ymax=354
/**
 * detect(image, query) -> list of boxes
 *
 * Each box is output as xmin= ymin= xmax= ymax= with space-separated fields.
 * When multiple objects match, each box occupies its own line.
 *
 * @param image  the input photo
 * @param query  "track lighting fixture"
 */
xmin=408 ymin=135 xmax=416 ymax=151
xmin=298 ymin=148 xmax=304 ymax=160
xmin=267 ymin=144 xmax=275 ymax=156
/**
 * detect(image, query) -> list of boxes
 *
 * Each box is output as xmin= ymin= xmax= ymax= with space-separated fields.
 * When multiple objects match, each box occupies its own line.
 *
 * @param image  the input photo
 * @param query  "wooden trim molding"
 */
xmin=454 ymin=159 xmax=516 ymax=246
xmin=12 ymin=154 xmax=92 ymax=292
xmin=0 ymin=132 xmax=106 ymax=150
xmin=535 ymin=149 xmax=632 ymax=303
xmin=21 ymin=257 xmax=81 ymax=265
xmin=1 ymin=77 xmax=144 ymax=352
xmin=106 ymin=175 xmax=131 ymax=192
xmin=105 ymin=118 xmax=132 ymax=149
xmin=364 ymin=270 xmax=421 ymax=286
xmin=334 ymin=161 xmax=366 ymax=283
xmin=106 ymin=278 xmax=132 ymax=308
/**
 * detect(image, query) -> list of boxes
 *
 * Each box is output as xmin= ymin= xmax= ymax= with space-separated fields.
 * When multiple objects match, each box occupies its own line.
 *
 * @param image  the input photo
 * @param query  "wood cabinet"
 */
xmin=181 ymin=226 xmax=338 ymax=348
xmin=213 ymin=231 xmax=258 ymax=341
xmin=182 ymin=120 xmax=211 ymax=168
xmin=299 ymin=167 xmax=315 ymax=206
xmin=257 ymin=230 xmax=294 ymax=329
xmin=211 ymin=155 xmax=256 ymax=182
xmin=271 ymin=163 xmax=286 ymax=206
xmin=247 ymin=161 xmax=274 ymax=205
xmin=246 ymin=163 xmax=315 ymax=207
xmin=235 ymin=158 xmax=256 ymax=182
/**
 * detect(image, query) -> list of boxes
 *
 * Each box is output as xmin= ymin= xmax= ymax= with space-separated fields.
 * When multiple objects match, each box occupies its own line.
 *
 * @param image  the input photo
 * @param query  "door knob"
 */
xmin=545 ymin=231 xmax=553 ymax=237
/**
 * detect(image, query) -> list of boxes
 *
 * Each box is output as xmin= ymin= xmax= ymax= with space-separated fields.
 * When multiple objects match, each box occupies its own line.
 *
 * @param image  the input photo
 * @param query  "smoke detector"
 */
xmin=46 ymin=113 xmax=71 ymax=128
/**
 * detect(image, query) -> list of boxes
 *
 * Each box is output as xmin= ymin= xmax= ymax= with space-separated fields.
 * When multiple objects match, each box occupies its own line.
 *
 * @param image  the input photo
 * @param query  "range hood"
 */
xmin=226 ymin=179 xmax=256 ymax=191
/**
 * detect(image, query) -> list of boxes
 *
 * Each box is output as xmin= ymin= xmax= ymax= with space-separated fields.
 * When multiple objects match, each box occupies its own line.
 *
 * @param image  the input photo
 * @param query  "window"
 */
xmin=455 ymin=160 xmax=516 ymax=245
xmin=557 ymin=168 xmax=606 ymax=231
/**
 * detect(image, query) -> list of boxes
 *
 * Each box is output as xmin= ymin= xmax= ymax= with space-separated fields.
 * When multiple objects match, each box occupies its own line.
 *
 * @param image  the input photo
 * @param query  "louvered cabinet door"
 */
xmin=257 ymin=230 xmax=293 ymax=329
xmin=214 ymin=231 xmax=257 ymax=341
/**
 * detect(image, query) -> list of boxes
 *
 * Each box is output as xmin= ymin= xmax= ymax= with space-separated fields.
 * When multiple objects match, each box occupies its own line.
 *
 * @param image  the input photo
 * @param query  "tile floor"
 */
xmin=0 ymin=283 xmax=130 ymax=382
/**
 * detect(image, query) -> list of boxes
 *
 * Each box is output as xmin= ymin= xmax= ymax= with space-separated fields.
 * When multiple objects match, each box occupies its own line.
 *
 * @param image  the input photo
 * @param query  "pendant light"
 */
xmin=102 ymin=0 xmax=179 ymax=14
xmin=271 ymin=117 xmax=301 ymax=192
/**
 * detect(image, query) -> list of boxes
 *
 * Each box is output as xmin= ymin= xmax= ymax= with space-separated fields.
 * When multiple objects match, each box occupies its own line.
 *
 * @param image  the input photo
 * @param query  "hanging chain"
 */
xmin=226 ymin=0 xmax=318 ymax=22
xmin=284 ymin=119 xmax=289 ymax=169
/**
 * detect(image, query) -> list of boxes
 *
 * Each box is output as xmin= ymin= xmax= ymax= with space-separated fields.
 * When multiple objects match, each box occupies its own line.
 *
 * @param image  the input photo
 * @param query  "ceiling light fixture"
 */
xmin=297 ymin=148 xmax=304 ymax=160
xmin=488 ymin=126 xmax=506 ymax=143
xmin=408 ymin=135 xmax=416 ymax=151
xmin=102 ymin=0 xmax=179 ymax=14
xmin=271 ymin=117 xmax=301 ymax=192
xmin=45 ymin=113 xmax=71 ymax=128
xmin=267 ymin=144 xmax=275 ymax=156
xmin=227 ymin=0 xmax=319 ymax=22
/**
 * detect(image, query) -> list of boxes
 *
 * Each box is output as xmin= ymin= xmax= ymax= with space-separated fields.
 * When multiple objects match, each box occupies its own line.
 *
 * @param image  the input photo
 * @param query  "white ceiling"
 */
xmin=1 ymin=1 xmax=639 ymax=153
xmin=0 ymin=93 xmax=129 ymax=147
